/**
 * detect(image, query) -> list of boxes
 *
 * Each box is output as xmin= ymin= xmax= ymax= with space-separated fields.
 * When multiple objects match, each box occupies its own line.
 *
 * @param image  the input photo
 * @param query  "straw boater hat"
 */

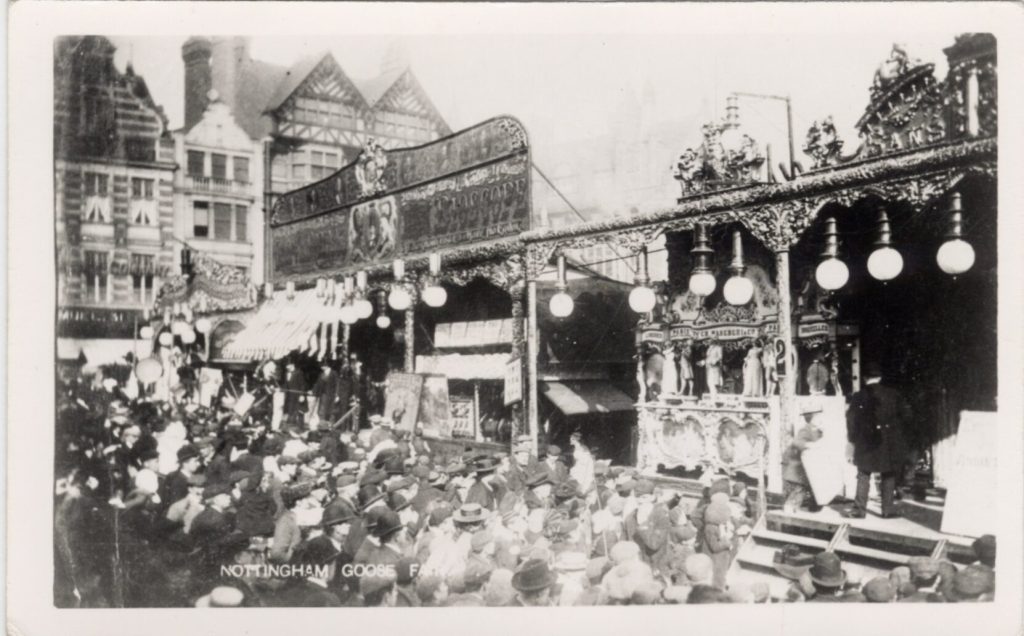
xmin=195 ymin=586 xmax=244 ymax=608
xmin=454 ymin=503 xmax=489 ymax=525
xmin=772 ymin=545 xmax=815 ymax=580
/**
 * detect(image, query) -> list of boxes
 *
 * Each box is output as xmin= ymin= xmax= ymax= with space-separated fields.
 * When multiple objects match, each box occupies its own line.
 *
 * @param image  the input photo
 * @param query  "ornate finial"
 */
xmin=354 ymin=138 xmax=388 ymax=199
xmin=803 ymin=116 xmax=844 ymax=169
xmin=673 ymin=106 xmax=765 ymax=198
xmin=871 ymin=43 xmax=924 ymax=99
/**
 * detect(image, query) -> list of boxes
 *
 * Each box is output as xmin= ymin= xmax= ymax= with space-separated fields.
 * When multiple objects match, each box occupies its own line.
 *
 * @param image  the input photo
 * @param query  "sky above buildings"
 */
xmin=109 ymin=31 xmax=959 ymax=217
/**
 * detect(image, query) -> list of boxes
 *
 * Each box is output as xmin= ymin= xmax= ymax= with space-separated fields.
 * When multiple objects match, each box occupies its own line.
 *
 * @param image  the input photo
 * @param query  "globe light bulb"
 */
xmin=195 ymin=318 xmax=212 ymax=334
xmin=936 ymin=239 xmax=975 ymax=276
xmin=423 ymin=285 xmax=447 ymax=308
xmin=139 ymin=325 xmax=154 ymax=340
xmin=867 ymin=247 xmax=904 ymax=281
xmin=181 ymin=328 xmax=197 ymax=345
xmin=376 ymin=315 xmax=392 ymax=330
xmin=688 ymin=272 xmax=717 ymax=297
xmin=549 ymin=292 xmax=574 ymax=318
xmin=388 ymin=287 xmax=412 ymax=311
xmin=815 ymin=257 xmax=850 ymax=291
xmin=628 ymin=286 xmax=657 ymax=313
xmin=158 ymin=332 xmax=173 ymax=347
xmin=355 ymin=298 xmax=374 ymax=319
xmin=339 ymin=304 xmax=358 ymax=325
xmin=723 ymin=275 xmax=755 ymax=306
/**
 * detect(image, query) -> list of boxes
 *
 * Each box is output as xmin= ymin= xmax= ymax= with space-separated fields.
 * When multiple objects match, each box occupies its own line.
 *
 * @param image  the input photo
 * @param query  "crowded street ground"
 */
xmin=54 ymin=367 xmax=996 ymax=607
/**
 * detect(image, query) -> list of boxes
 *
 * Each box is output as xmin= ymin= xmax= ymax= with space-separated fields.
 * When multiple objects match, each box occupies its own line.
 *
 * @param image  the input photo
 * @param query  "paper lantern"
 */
xmin=355 ymin=298 xmax=374 ymax=319
xmin=181 ymin=328 xmax=197 ymax=345
xmin=376 ymin=315 xmax=392 ymax=329
xmin=139 ymin=325 xmax=154 ymax=340
xmin=195 ymin=318 xmax=212 ymax=334
xmin=422 ymin=285 xmax=447 ymax=308
xmin=158 ymin=332 xmax=173 ymax=346
xmin=388 ymin=287 xmax=412 ymax=311
xmin=135 ymin=356 xmax=163 ymax=383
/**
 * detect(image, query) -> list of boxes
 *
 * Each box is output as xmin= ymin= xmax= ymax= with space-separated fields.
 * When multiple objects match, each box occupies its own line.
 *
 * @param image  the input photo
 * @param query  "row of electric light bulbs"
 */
xmin=551 ymin=196 xmax=976 ymax=318
xmin=814 ymin=197 xmax=976 ymax=291
xmin=281 ymin=256 xmax=450 ymax=330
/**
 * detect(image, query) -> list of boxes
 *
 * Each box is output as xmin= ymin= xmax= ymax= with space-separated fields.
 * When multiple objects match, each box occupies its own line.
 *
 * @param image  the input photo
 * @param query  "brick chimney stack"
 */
xmin=182 ymin=37 xmax=213 ymax=132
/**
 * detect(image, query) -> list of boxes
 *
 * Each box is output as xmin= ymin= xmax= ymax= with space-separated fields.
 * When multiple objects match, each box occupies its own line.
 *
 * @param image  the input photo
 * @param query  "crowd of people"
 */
xmin=54 ymin=364 xmax=996 ymax=608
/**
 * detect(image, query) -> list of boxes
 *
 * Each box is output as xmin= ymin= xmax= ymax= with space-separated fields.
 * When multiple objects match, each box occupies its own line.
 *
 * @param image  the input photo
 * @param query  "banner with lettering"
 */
xmin=270 ymin=116 xmax=531 ymax=283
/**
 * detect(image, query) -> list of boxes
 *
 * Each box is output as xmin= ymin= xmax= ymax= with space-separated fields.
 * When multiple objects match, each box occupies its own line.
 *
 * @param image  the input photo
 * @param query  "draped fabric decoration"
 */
xmin=221 ymin=288 xmax=337 ymax=361
xmin=155 ymin=253 xmax=257 ymax=313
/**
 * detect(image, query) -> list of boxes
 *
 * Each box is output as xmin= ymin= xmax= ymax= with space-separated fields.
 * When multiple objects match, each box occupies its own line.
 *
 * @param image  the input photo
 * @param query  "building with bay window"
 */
xmin=181 ymin=36 xmax=451 ymax=279
xmin=54 ymin=36 xmax=176 ymax=367
xmin=173 ymin=93 xmax=264 ymax=283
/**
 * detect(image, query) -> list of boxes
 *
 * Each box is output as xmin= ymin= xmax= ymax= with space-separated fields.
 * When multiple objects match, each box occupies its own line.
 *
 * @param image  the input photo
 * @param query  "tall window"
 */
xmin=125 ymin=138 xmax=156 ymax=162
xmin=187 ymin=150 xmax=205 ymax=177
xmin=131 ymin=177 xmax=154 ymax=200
xmin=83 ymin=172 xmax=111 ymax=223
xmin=234 ymin=205 xmax=248 ymax=242
xmin=193 ymin=202 xmax=210 ymax=238
xmin=83 ymin=172 xmax=109 ymax=197
xmin=130 ymin=177 xmax=157 ymax=225
xmin=211 ymin=153 xmax=228 ymax=180
xmin=310 ymin=151 xmax=339 ymax=180
xmin=84 ymin=250 xmax=109 ymax=303
xmin=213 ymin=203 xmax=233 ymax=240
xmin=291 ymin=150 xmax=307 ymax=181
xmin=233 ymin=157 xmax=250 ymax=183
xmin=131 ymin=254 xmax=155 ymax=304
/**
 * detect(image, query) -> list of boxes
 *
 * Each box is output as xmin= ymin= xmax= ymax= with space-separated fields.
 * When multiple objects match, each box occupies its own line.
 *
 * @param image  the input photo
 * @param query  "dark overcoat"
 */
xmin=846 ymin=382 xmax=912 ymax=474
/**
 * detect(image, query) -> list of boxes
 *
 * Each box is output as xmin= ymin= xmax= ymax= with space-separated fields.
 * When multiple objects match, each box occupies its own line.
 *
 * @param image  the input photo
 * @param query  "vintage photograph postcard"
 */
xmin=7 ymin=2 xmax=1024 ymax=635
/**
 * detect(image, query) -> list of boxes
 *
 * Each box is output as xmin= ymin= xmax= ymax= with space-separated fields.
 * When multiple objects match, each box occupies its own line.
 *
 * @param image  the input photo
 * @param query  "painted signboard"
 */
xmin=270 ymin=116 xmax=531 ymax=282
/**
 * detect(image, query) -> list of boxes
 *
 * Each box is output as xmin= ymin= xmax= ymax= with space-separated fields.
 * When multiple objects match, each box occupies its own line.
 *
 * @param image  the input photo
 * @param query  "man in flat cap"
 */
xmin=540 ymin=445 xmax=570 ymax=484
xmin=159 ymin=444 xmax=202 ymax=514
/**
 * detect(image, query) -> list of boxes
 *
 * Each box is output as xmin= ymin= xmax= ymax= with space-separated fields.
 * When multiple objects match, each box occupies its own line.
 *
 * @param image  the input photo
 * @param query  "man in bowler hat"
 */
xmin=843 ymin=361 xmax=911 ymax=519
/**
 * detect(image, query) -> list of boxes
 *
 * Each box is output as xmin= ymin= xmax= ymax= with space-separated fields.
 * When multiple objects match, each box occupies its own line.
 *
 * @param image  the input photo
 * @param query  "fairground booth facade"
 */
xmin=138 ymin=35 xmax=997 ymax=585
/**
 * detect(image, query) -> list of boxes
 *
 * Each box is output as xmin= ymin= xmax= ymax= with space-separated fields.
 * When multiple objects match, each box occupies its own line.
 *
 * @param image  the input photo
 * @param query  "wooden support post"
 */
xmin=527 ymin=279 xmax=540 ymax=454
xmin=775 ymin=249 xmax=798 ymax=447
xmin=403 ymin=301 xmax=415 ymax=373
xmin=510 ymin=283 xmax=526 ymax=444
xmin=473 ymin=381 xmax=482 ymax=442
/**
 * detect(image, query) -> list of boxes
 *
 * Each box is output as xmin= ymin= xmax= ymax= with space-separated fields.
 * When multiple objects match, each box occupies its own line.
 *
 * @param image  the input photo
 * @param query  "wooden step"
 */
xmin=752 ymin=528 xmax=829 ymax=550
xmin=832 ymin=542 xmax=911 ymax=565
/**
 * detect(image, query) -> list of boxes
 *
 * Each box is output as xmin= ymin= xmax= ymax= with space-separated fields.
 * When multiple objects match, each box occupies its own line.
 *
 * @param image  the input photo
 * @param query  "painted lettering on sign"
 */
xmin=401 ymin=155 xmax=530 ymax=254
xmin=272 ymin=213 xmax=349 ymax=278
xmin=270 ymin=116 xmax=531 ymax=282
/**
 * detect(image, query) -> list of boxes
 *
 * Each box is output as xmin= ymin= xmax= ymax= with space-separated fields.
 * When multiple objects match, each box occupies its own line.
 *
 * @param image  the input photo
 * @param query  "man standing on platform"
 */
xmin=843 ymin=362 xmax=911 ymax=519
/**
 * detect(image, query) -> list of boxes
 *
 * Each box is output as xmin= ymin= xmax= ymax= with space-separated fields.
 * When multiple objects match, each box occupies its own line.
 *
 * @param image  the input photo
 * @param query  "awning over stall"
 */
xmin=416 ymin=353 xmax=510 ymax=381
xmin=220 ymin=289 xmax=327 ymax=361
xmin=541 ymin=381 xmax=635 ymax=415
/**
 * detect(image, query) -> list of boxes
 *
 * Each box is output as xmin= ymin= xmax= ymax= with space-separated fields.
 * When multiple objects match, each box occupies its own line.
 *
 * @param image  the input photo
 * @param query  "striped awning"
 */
xmin=415 ymin=353 xmax=510 ymax=380
xmin=220 ymin=289 xmax=333 ymax=361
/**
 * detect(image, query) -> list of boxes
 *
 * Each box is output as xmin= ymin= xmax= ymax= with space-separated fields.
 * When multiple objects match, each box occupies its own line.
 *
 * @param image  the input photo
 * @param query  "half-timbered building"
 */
xmin=182 ymin=36 xmax=451 ymax=279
